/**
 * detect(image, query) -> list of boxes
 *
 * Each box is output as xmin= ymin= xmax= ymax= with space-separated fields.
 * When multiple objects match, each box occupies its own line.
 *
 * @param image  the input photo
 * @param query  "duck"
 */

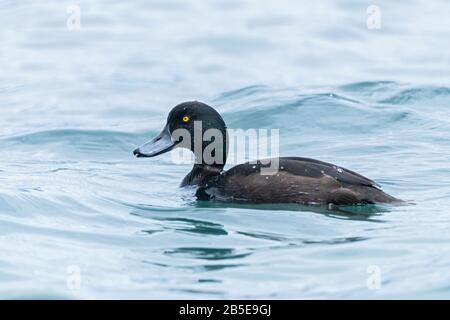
xmin=133 ymin=101 xmax=401 ymax=205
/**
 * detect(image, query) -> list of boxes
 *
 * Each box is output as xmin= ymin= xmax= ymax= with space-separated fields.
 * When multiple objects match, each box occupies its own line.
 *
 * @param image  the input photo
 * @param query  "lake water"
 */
xmin=1 ymin=0 xmax=450 ymax=299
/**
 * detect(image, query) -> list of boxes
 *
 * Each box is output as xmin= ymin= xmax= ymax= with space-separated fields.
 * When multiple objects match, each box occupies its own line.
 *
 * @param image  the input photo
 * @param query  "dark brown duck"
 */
xmin=133 ymin=101 xmax=400 ymax=205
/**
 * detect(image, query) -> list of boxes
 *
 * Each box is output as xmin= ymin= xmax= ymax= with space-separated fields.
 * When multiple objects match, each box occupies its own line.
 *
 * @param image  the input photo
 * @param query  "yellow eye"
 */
xmin=182 ymin=116 xmax=190 ymax=123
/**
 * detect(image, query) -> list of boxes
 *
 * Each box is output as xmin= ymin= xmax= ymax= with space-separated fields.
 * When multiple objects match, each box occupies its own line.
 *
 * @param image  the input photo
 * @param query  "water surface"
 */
xmin=1 ymin=0 xmax=450 ymax=299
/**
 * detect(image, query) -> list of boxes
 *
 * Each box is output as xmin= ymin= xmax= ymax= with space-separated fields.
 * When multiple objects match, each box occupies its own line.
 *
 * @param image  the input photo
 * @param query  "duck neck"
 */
xmin=181 ymin=163 xmax=223 ymax=187
xmin=182 ymin=121 xmax=228 ymax=187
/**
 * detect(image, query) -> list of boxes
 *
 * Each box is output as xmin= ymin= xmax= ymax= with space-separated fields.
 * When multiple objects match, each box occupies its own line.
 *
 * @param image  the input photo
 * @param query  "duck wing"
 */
xmin=278 ymin=157 xmax=381 ymax=189
xmin=221 ymin=157 xmax=380 ymax=189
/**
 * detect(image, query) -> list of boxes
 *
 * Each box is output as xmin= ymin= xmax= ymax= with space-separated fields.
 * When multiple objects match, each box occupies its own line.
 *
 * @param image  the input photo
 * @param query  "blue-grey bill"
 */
xmin=133 ymin=126 xmax=176 ymax=157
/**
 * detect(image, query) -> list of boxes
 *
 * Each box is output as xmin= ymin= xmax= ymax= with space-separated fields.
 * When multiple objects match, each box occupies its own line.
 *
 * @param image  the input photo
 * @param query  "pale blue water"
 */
xmin=1 ymin=0 xmax=450 ymax=299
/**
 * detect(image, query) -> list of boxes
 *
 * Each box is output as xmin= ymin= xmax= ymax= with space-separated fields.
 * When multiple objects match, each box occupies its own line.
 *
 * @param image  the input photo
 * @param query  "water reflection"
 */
xmin=169 ymin=288 xmax=224 ymax=296
xmin=165 ymin=247 xmax=252 ymax=260
xmin=142 ymin=258 xmax=245 ymax=273
xmin=163 ymin=218 xmax=228 ymax=236
xmin=194 ymin=200 xmax=391 ymax=222
xmin=236 ymin=231 xmax=368 ymax=247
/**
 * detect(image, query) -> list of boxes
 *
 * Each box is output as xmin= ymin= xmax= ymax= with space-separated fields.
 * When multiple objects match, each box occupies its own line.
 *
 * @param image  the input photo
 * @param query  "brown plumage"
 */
xmin=196 ymin=158 xmax=400 ymax=205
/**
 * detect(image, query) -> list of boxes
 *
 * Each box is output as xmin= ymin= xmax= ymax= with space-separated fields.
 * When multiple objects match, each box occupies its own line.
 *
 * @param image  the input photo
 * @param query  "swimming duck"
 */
xmin=133 ymin=101 xmax=400 ymax=205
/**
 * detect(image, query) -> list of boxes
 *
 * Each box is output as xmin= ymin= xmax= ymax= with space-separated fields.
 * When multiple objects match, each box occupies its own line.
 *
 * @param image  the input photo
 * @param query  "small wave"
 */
xmin=223 ymin=91 xmax=409 ymax=132
xmin=338 ymin=81 xmax=397 ymax=92
xmin=1 ymin=128 xmax=137 ymax=144
xmin=214 ymin=85 xmax=267 ymax=101
xmin=379 ymin=86 xmax=450 ymax=105
xmin=299 ymin=92 xmax=362 ymax=105
xmin=0 ymin=128 xmax=143 ymax=158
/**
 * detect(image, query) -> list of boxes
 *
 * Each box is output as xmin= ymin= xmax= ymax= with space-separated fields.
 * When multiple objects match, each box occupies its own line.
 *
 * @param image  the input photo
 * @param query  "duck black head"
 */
xmin=133 ymin=101 xmax=228 ymax=170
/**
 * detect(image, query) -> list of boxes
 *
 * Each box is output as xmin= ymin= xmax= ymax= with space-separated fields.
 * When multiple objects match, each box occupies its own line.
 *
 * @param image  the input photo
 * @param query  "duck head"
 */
xmin=133 ymin=101 xmax=228 ymax=169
